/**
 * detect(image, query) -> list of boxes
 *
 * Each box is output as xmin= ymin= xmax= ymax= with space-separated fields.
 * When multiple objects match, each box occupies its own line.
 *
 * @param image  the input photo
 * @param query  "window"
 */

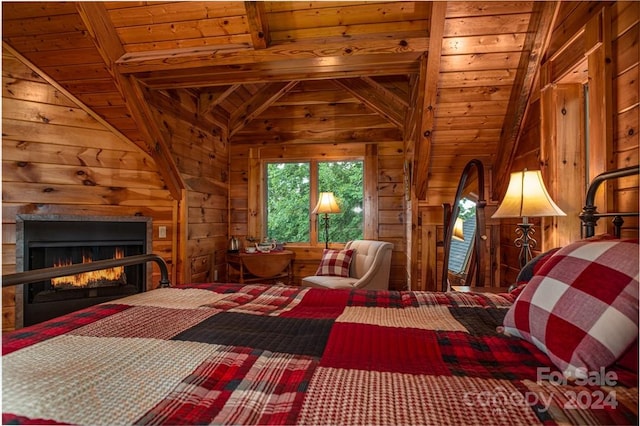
xmin=266 ymin=160 xmax=364 ymax=244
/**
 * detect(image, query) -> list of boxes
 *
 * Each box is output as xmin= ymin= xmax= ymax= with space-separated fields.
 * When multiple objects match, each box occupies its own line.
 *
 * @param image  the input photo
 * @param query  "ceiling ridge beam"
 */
xmin=76 ymin=2 xmax=184 ymax=199
xmin=229 ymin=81 xmax=300 ymax=137
xmin=334 ymin=77 xmax=407 ymax=129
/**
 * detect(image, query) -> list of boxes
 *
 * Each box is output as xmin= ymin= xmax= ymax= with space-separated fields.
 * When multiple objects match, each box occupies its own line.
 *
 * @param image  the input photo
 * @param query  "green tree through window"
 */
xmin=266 ymin=160 xmax=363 ymax=244
xmin=266 ymin=162 xmax=310 ymax=242
xmin=318 ymin=161 xmax=363 ymax=242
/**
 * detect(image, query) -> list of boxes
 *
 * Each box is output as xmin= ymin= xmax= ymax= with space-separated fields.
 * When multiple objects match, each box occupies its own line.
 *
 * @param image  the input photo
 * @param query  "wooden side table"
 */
xmin=227 ymin=250 xmax=295 ymax=285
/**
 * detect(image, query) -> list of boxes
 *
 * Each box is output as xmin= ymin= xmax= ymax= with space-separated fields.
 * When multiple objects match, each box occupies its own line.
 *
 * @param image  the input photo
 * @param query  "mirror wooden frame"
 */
xmin=441 ymin=159 xmax=487 ymax=291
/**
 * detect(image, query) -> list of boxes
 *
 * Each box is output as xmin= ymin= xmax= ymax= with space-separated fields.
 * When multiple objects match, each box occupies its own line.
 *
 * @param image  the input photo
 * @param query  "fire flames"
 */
xmin=52 ymin=248 xmax=126 ymax=288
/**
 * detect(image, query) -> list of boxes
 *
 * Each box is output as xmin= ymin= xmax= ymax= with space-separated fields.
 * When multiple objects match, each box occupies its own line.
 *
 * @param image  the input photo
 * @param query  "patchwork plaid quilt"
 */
xmin=3 ymin=283 xmax=638 ymax=425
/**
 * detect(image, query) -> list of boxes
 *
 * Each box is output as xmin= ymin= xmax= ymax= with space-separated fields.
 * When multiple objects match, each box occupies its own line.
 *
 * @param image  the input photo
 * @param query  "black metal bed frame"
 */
xmin=1 ymin=253 xmax=171 ymax=288
xmin=579 ymin=165 xmax=639 ymax=238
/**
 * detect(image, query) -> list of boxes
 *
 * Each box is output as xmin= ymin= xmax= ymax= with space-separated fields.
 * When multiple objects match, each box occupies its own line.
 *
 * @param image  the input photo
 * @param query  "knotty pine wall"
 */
xmin=147 ymin=90 xmax=229 ymax=285
xmin=500 ymin=1 xmax=639 ymax=284
xmin=2 ymin=50 xmax=178 ymax=331
xmin=609 ymin=1 xmax=640 ymax=223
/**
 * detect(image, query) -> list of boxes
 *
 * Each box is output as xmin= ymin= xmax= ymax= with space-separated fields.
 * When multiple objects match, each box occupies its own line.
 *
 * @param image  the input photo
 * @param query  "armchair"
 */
xmin=301 ymin=240 xmax=393 ymax=290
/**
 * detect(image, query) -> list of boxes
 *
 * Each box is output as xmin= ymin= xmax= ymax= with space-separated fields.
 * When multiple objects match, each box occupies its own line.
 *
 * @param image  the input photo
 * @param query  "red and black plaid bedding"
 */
xmin=3 ymin=283 xmax=637 ymax=425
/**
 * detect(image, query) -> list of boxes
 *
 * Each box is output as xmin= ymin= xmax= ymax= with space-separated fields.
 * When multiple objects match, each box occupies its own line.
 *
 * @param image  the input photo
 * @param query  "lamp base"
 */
xmin=514 ymin=222 xmax=536 ymax=269
xmin=321 ymin=213 xmax=330 ymax=249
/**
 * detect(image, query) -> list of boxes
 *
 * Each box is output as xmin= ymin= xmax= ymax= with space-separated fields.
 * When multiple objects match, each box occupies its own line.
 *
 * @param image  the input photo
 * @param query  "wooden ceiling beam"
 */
xmin=492 ymin=1 xmax=560 ymax=201
xmin=244 ymin=1 xmax=270 ymax=50
xmin=413 ymin=1 xmax=447 ymax=201
xmin=229 ymin=81 xmax=299 ymax=137
xmin=231 ymin=127 xmax=403 ymax=145
xmin=76 ymin=1 xmax=184 ymax=199
xmin=116 ymin=36 xmax=429 ymax=74
xmin=136 ymin=52 xmax=421 ymax=89
xmin=334 ymin=77 xmax=407 ymax=130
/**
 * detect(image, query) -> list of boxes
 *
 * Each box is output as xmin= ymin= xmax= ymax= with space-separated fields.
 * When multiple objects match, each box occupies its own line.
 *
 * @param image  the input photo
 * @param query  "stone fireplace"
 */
xmin=16 ymin=215 xmax=152 ymax=327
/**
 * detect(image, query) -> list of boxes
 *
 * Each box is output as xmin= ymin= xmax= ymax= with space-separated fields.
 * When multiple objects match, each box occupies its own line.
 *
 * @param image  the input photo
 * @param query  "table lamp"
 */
xmin=492 ymin=169 xmax=566 ymax=267
xmin=312 ymin=192 xmax=341 ymax=249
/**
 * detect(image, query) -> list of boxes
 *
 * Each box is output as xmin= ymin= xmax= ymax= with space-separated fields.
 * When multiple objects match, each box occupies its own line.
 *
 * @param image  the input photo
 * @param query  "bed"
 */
xmin=3 ymin=167 xmax=638 ymax=425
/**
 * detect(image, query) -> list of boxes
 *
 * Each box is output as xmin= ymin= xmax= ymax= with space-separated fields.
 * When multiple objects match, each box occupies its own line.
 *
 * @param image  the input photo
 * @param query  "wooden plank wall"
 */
xmin=1 ymin=50 xmax=178 ymax=331
xmin=500 ymin=1 xmax=639 ymax=284
xmin=148 ymin=91 xmax=229 ymax=285
xmin=611 ymin=1 xmax=639 ymax=237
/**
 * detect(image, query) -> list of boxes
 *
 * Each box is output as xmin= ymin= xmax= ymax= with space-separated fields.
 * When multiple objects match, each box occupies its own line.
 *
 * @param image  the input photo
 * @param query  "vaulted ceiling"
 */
xmin=2 ymin=1 xmax=557 ymax=201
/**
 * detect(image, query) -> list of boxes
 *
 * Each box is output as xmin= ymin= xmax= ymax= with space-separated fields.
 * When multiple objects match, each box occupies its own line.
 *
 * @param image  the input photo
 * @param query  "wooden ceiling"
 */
xmin=2 ymin=1 xmax=557 ymax=201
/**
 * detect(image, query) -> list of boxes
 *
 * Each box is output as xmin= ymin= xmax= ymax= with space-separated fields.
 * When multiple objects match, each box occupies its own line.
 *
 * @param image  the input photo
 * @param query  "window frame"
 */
xmin=261 ymin=157 xmax=365 ymax=247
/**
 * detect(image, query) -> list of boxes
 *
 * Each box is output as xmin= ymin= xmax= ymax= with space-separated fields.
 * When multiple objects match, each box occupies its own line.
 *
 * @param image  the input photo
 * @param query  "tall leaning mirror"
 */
xmin=441 ymin=159 xmax=487 ymax=291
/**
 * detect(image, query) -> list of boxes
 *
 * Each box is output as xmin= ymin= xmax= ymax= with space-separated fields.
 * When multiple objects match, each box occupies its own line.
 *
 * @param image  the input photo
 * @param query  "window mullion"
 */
xmin=310 ymin=159 xmax=319 ymax=245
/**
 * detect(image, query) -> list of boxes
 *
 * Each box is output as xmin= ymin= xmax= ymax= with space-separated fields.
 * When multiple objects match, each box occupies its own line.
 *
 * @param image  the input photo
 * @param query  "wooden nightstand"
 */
xmin=227 ymin=250 xmax=295 ymax=285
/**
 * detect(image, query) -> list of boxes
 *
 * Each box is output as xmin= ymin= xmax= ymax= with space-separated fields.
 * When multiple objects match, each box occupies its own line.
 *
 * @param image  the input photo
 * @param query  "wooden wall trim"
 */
xmin=248 ymin=148 xmax=262 ymax=239
xmin=541 ymin=4 xmax=615 ymax=217
xmin=587 ymin=7 xmax=614 ymax=214
xmin=540 ymin=83 xmax=586 ymax=249
xmin=364 ymin=144 xmax=379 ymax=239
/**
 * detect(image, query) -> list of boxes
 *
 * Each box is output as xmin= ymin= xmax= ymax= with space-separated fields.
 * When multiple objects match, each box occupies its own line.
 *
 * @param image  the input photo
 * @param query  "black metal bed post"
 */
xmin=1 ymin=254 xmax=171 ymax=288
xmin=579 ymin=166 xmax=639 ymax=238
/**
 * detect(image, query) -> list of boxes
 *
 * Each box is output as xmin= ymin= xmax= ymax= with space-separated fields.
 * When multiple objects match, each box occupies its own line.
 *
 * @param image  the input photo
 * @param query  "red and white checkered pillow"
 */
xmin=315 ymin=249 xmax=354 ymax=277
xmin=502 ymin=239 xmax=639 ymax=379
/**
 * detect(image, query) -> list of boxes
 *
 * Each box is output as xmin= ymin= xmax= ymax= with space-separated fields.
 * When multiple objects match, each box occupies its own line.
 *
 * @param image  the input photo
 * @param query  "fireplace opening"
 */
xmin=18 ymin=216 xmax=151 ymax=327
xmin=28 ymin=243 xmax=142 ymax=304
xmin=48 ymin=247 xmax=127 ymax=292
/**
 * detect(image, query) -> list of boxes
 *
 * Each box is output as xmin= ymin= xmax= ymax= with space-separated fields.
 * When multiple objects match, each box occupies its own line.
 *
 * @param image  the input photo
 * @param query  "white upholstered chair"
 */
xmin=301 ymin=240 xmax=394 ymax=290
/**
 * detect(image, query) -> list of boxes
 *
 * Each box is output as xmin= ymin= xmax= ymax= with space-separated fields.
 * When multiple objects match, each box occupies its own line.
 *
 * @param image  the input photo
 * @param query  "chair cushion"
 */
xmin=501 ymin=238 xmax=639 ymax=379
xmin=315 ymin=249 xmax=354 ymax=277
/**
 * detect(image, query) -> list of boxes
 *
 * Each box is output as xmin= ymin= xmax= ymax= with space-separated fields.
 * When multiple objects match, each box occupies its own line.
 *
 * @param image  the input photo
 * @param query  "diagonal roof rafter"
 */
xmin=492 ymin=1 xmax=561 ymax=201
xmin=229 ymin=80 xmax=300 ymax=137
xmin=334 ymin=77 xmax=408 ymax=130
xmin=75 ymin=1 xmax=184 ymax=199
